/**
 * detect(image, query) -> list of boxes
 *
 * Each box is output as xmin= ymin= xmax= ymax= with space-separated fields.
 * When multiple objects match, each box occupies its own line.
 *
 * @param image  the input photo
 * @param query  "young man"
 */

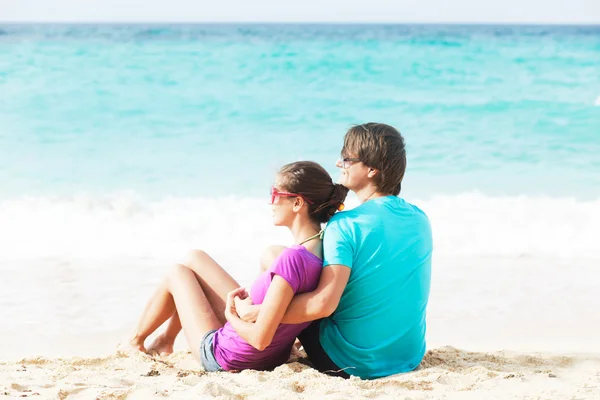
xmin=281 ymin=123 xmax=433 ymax=379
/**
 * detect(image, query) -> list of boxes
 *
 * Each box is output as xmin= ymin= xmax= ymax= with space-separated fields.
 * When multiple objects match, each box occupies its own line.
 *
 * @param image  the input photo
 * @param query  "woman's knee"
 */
xmin=168 ymin=263 xmax=192 ymax=284
xmin=182 ymin=249 xmax=209 ymax=268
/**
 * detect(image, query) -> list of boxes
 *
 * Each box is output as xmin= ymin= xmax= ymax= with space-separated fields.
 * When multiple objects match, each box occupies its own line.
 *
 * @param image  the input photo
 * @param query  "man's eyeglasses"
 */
xmin=270 ymin=187 xmax=314 ymax=205
xmin=339 ymin=157 xmax=361 ymax=169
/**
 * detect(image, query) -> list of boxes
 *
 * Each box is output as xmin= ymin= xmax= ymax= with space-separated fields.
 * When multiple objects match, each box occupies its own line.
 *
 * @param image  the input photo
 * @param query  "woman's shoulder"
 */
xmin=285 ymin=245 xmax=313 ymax=258
xmin=273 ymin=246 xmax=303 ymax=262
xmin=276 ymin=245 xmax=321 ymax=265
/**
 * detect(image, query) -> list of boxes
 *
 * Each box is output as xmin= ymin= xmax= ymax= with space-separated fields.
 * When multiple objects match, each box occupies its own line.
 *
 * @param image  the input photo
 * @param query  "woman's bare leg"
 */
xmin=166 ymin=264 xmax=223 ymax=362
xmin=144 ymin=311 xmax=182 ymax=356
xmin=130 ymin=277 xmax=177 ymax=352
xmin=146 ymin=250 xmax=240 ymax=355
xmin=151 ymin=245 xmax=286 ymax=350
xmin=131 ymin=264 xmax=223 ymax=361
xmin=181 ymin=250 xmax=240 ymax=324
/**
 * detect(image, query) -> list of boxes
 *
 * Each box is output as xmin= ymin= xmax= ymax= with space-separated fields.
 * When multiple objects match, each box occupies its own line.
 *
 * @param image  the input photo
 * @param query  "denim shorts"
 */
xmin=200 ymin=329 xmax=223 ymax=372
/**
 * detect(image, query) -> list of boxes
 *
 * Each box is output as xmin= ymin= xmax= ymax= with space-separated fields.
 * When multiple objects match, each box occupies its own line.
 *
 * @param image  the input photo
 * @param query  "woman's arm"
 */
xmin=234 ymin=296 xmax=259 ymax=322
xmin=225 ymin=276 xmax=294 ymax=351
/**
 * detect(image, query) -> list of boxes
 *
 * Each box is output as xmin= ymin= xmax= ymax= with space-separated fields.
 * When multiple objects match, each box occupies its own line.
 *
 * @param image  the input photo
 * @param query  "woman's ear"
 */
xmin=293 ymin=197 xmax=304 ymax=212
xmin=367 ymin=168 xmax=379 ymax=179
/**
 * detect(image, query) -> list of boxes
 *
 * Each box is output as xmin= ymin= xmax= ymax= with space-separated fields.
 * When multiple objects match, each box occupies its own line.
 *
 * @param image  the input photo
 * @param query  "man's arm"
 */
xmin=280 ymin=264 xmax=350 ymax=325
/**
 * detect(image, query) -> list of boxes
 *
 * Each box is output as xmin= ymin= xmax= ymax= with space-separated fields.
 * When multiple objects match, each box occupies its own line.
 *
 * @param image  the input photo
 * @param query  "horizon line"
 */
xmin=1 ymin=21 xmax=599 ymax=26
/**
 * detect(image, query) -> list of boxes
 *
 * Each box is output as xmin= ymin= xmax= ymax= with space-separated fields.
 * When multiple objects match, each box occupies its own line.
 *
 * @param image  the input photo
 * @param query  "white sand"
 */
xmin=1 ymin=347 xmax=599 ymax=399
xmin=2 ymin=255 xmax=600 ymax=399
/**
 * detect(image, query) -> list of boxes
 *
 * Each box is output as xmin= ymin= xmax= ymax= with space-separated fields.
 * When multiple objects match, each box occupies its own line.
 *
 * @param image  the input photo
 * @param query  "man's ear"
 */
xmin=367 ymin=168 xmax=379 ymax=179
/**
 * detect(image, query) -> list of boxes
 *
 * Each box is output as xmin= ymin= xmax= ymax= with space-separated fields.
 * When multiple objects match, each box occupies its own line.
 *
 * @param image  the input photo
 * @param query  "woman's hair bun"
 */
xmin=321 ymin=184 xmax=349 ymax=222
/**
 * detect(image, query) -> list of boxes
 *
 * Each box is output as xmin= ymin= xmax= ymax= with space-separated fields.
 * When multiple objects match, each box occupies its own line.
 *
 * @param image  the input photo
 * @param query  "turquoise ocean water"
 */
xmin=1 ymin=24 xmax=599 ymax=199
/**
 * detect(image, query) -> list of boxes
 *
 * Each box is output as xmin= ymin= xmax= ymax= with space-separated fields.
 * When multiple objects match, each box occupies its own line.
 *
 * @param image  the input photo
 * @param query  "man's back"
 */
xmin=321 ymin=195 xmax=432 ymax=379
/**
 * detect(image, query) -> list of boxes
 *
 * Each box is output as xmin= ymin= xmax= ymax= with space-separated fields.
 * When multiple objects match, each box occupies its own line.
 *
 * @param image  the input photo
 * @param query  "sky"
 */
xmin=1 ymin=0 xmax=599 ymax=23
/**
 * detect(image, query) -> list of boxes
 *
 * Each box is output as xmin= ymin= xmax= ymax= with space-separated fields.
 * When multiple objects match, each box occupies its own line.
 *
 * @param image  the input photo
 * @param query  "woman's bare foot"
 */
xmin=129 ymin=335 xmax=147 ymax=353
xmin=146 ymin=334 xmax=175 ymax=356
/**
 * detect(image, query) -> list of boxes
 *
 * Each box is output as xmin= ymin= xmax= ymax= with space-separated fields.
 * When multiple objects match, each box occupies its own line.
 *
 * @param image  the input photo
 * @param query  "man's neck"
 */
xmin=354 ymin=185 xmax=387 ymax=204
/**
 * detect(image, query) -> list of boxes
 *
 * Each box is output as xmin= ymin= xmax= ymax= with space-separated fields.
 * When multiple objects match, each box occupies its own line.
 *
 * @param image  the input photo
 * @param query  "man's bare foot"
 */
xmin=129 ymin=335 xmax=147 ymax=353
xmin=147 ymin=334 xmax=175 ymax=356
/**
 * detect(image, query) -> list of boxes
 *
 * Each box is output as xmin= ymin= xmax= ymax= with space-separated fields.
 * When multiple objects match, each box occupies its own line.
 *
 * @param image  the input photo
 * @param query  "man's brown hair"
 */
xmin=341 ymin=123 xmax=406 ymax=196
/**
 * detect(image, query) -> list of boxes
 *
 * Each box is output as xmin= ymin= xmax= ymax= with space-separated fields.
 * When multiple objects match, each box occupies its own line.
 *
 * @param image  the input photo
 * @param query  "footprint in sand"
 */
xmin=9 ymin=383 xmax=41 ymax=396
xmin=10 ymin=383 xmax=28 ymax=391
xmin=181 ymin=374 xmax=202 ymax=386
xmin=67 ymin=388 xmax=132 ymax=400
xmin=126 ymin=387 xmax=163 ymax=399
xmin=194 ymin=381 xmax=239 ymax=398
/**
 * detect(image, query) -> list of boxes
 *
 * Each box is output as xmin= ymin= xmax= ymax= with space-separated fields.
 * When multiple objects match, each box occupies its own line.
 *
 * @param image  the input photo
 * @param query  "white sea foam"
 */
xmin=1 ymin=192 xmax=599 ymax=263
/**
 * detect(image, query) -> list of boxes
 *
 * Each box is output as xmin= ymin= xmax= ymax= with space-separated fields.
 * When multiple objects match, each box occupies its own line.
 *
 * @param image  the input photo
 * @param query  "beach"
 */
xmin=2 ymin=346 xmax=599 ymax=399
xmin=2 ymin=252 xmax=599 ymax=399
xmin=1 ymin=23 xmax=599 ymax=398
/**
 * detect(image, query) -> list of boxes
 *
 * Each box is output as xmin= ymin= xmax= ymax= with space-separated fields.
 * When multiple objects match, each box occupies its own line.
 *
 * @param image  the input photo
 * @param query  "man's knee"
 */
xmin=260 ymin=245 xmax=286 ymax=273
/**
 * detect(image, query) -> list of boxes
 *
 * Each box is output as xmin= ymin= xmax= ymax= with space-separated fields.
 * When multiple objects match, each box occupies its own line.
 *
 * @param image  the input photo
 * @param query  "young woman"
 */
xmin=130 ymin=161 xmax=348 ymax=371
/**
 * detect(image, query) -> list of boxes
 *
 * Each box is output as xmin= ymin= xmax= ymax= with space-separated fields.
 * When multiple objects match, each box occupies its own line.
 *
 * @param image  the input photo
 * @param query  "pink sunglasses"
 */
xmin=270 ymin=187 xmax=313 ymax=205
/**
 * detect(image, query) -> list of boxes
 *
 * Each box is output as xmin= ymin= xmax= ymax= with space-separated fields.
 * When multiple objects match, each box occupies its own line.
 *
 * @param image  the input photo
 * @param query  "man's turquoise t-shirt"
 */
xmin=321 ymin=195 xmax=432 ymax=379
